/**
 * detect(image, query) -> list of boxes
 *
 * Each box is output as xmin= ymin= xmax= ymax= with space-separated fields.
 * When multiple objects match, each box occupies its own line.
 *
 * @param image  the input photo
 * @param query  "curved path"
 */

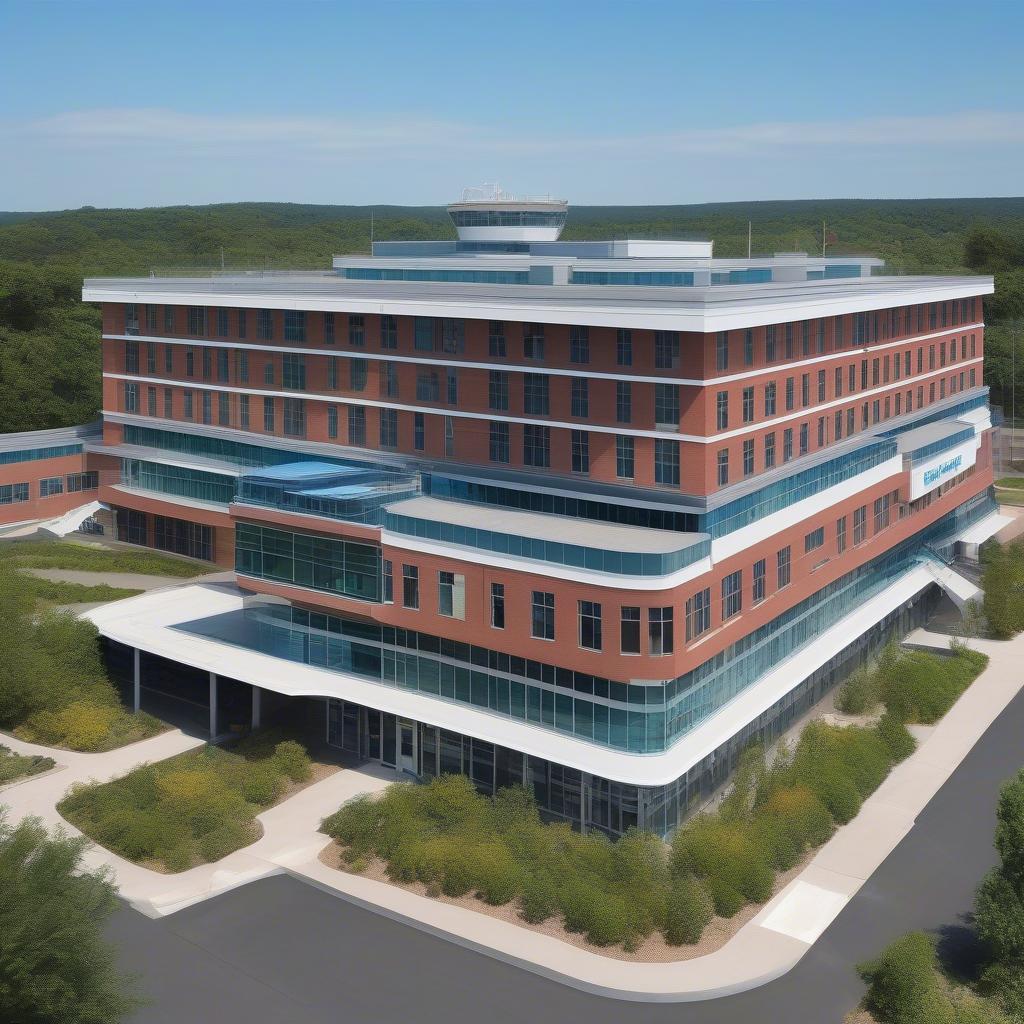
xmin=105 ymin=680 xmax=1024 ymax=1023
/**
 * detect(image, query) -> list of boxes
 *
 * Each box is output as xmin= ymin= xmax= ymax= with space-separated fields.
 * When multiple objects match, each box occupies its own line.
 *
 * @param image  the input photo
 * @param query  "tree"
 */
xmin=0 ymin=811 xmax=138 ymax=1023
xmin=857 ymin=931 xmax=944 ymax=1024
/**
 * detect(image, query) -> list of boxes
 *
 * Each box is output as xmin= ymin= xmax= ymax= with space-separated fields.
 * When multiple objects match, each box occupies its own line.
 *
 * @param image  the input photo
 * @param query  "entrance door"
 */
xmin=399 ymin=719 xmax=417 ymax=775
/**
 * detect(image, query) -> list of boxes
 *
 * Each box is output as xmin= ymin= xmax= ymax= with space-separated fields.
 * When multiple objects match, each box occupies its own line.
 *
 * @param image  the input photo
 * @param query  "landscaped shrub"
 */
xmin=671 ymin=815 xmax=774 ymax=908
xmin=835 ymin=664 xmax=881 ymax=714
xmin=0 ymin=743 xmax=54 ymax=783
xmin=880 ymin=647 xmax=986 ymax=724
xmin=751 ymin=785 xmax=834 ymax=870
xmin=663 ymin=877 xmax=714 ymax=945
xmin=982 ymin=540 xmax=1024 ymax=639
xmin=519 ymin=873 xmax=559 ymax=923
xmin=272 ymin=739 xmax=312 ymax=782
xmin=471 ymin=843 xmax=523 ymax=906
xmin=559 ymin=881 xmax=634 ymax=947
xmin=857 ymin=931 xmax=943 ymax=1024
xmin=877 ymin=711 xmax=917 ymax=763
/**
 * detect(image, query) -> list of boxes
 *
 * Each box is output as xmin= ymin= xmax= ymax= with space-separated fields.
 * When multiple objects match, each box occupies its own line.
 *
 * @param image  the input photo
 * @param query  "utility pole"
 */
xmin=822 ymin=220 xmax=827 ymax=257
xmin=747 ymin=221 xmax=752 ymax=259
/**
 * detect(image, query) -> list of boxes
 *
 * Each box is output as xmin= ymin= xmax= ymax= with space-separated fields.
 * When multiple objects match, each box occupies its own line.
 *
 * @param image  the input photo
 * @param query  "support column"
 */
xmin=251 ymin=685 xmax=261 ymax=730
xmin=132 ymin=648 xmax=141 ymax=714
xmin=209 ymin=672 xmax=218 ymax=739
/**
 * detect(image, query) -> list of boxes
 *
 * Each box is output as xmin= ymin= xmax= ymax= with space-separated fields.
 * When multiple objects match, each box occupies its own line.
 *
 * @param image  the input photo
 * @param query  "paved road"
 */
xmin=107 ymin=686 xmax=1024 ymax=1024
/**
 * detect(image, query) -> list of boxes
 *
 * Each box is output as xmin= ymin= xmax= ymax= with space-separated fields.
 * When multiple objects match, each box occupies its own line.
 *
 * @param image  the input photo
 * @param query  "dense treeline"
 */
xmin=1 ymin=197 xmax=1024 ymax=433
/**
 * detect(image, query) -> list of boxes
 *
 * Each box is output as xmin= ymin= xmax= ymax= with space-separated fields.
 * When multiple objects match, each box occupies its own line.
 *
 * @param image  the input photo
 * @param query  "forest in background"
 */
xmin=0 ymin=197 xmax=1022 ymax=433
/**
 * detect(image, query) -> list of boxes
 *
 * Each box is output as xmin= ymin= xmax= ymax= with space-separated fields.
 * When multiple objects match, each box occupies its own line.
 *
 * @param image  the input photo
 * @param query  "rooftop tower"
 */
xmin=447 ymin=183 xmax=568 ymax=242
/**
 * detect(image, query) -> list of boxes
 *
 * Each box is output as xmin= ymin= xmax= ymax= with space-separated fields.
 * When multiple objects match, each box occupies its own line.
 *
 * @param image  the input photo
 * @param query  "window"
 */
xmin=531 ymin=591 xmax=555 ymax=640
xmin=328 ymin=405 xmax=338 ymax=439
xmin=620 ymin=607 xmax=641 ymax=654
xmin=785 ymin=377 xmax=794 ymax=411
xmin=438 ymin=571 xmax=466 ymax=619
xmin=783 ymin=428 xmax=793 ymax=462
xmin=183 ymin=389 xmax=194 ymax=420
xmin=125 ymin=340 xmax=140 ymax=374
xmin=716 ymin=391 xmax=729 ymax=430
xmin=490 ymin=583 xmax=505 ymax=628
xmin=655 ymin=384 xmax=679 ymax=428
xmin=616 ymin=329 xmax=633 ymax=366
xmin=752 ymin=558 xmax=766 ymax=604
xmin=446 ymin=369 xmax=458 ymax=404
xmin=853 ymin=505 xmax=867 ymax=544
xmin=570 ymin=326 xmax=590 ymax=364
xmin=801 ymin=320 xmax=810 ymax=356
xmin=571 ymin=378 xmax=589 ymax=417
xmin=165 ymin=345 xmax=174 ymax=374
xmin=571 ymin=430 xmax=590 ymax=474
xmin=716 ymin=448 xmax=729 ymax=486
xmin=837 ymin=515 xmax=847 ymax=553
xmin=163 ymin=306 xmax=175 ymax=333
xmin=616 ymin=435 xmax=634 ymax=479
xmin=523 ymin=425 xmax=550 ymax=467
xmin=324 ymin=311 xmax=336 ymax=344
xmin=616 ymin=381 xmax=632 ymax=423
xmin=764 ymin=432 xmax=776 ymax=468
xmin=777 ymin=546 xmax=791 ymax=588
xmin=348 ymin=314 xmax=365 ymax=347
xmin=523 ymin=373 xmax=549 ymax=415
xmin=722 ymin=571 xmax=743 ymax=620
xmin=488 ymin=321 xmax=506 ymax=357
xmin=0 ymin=483 xmax=29 ymax=504
xmin=39 ymin=477 xmax=64 ymax=497
xmin=716 ymin=332 xmax=729 ymax=371
xmin=146 ymin=342 xmax=157 ymax=374
xmin=655 ymin=331 xmax=680 ymax=369
xmin=744 ymin=329 xmax=754 ymax=366
xmin=282 ymin=353 xmax=306 ymax=390
xmin=237 ymin=309 xmax=246 ymax=339
xmin=801 ymin=373 xmax=810 ymax=407
xmin=413 ymin=411 xmax=424 ymax=450
xmin=187 ymin=306 xmax=207 ymax=336
xmin=263 ymin=361 xmax=274 ymax=386
xmin=873 ymin=493 xmax=891 ymax=532
xmin=578 ymin=601 xmax=602 ymax=650
xmin=489 ymin=421 xmax=510 ymax=463
xmin=202 ymin=391 xmax=213 ymax=427
xmin=414 ymin=317 xmax=435 ymax=352
xmin=817 ymin=369 xmax=826 ymax=402
xmin=685 ymin=588 xmax=711 ymax=641
xmin=380 ymin=314 xmax=397 ymax=349
xmin=283 ymin=397 xmax=306 ymax=437
xmin=654 ymin=439 xmax=680 ymax=486
xmin=416 ymin=370 xmax=439 ymax=402
xmin=328 ymin=357 xmax=339 ymax=390
xmin=66 ymin=471 xmax=98 ymax=493
xmin=382 ymin=559 xmax=393 ymax=603
xmin=799 ymin=422 xmax=808 ymax=455
xmin=379 ymin=408 xmax=398 ymax=448
xmin=263 ymin=397 xmax=275 ymax=432
xmin=123 ymin=381 xmax=138 ymax=413
xmin=350 ymin=358 xmax=367 ymax=392
xmin=402 ymin=565 xmax=419 ymax=609
xmin=202 ymin=348 xmax=212 ymax=380
xmin=742 ymin=438 xmax=754 ymax=477
xmin=163 ymin=387 xmax=172 ymax=418
xmin=484 ymin=370 xmax=508 ymax=412
xmin=764 ymin=381 xmax=777 ymax=416
xmin=765 ymin=325 xmax=777 ymax=361
xmin=805 ymin=526 xmax=825 ymax=552
xmin=284 ymin=310 xmax=306 ymax=342
xmin=742 ymin=386 xmax=754 ymax=423
xmin=785 ymin=322 xmax=794 ymax=358
xmin=648 ymin=607 xmax=673 ymax=655
xmin=257 ymin=309 xmax=273 ymax=340
xmin=348 ymin=406 xmax=366 ymax=445
xmin=440 ymin=318 xmax=464 ymax=354
xmin=146 ymin=386 xmax=157 ymax=416
xmin=217 ymin=348 xmax=229 ymax=383
xmin=523 ymin=323 xmax=545 ymax=360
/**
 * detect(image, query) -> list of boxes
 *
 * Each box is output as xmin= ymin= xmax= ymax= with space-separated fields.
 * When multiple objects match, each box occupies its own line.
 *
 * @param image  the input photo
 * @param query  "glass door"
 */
xmin=399 ymin=719 xmax=416 ymax=775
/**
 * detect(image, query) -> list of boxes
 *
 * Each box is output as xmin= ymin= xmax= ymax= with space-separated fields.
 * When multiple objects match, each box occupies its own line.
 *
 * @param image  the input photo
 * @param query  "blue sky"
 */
xmin=2 ymin=0 xmax=1023 ymax=210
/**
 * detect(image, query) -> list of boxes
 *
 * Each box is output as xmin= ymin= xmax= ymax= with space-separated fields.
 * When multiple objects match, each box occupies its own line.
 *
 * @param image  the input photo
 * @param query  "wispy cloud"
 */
xmin=18 ymin=107 xmax=1024 ymax=161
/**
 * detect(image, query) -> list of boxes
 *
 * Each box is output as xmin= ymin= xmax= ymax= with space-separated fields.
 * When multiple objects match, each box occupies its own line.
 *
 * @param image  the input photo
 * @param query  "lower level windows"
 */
xmin=490 ymin=583 xmax=505 ymax=629
xmin=531 ymin=591 xmax=555 ymax=640
xmin=777 ymin=545 xmax=792 ymax=588
xmin=804 ymin=526 xmax=825 ymax=553
xmin=438 ymin=571 xmax=466 ymax=619
xmin=685 ymin=588 xmax=711 ymax=642
xmin=654 ymin=439 xmax=680 ymax=487
xmin=616 ymin=436 xmax=635 ymax=479
xmin=578 ymin=600 xmax=602 ymax=651
xmin=620 ymin=606 xmax=641 ymax=654
xmin=752 ymin=558 xmax=766 ymax=604
xmin=523 ymin=425 xmax=550 ymax=468
xmin=0 ymin=482 xmax=29 ymax=504
xmin=489 ymin=421 xmax=509 ymax=463
xmin=648 ymin=607 xmax=673 ymax=655
xmin=39 ymin=477 xmax=63 ymax=497
xmin=722 ymin=570 xmax=743 ymax=620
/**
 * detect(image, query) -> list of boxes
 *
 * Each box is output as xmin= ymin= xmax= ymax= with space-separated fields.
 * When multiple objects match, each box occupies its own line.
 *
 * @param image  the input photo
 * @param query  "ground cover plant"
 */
xmin=58 ymin=731 xmax=313 ymax=872
xmin=0 ymin=560 xmax=163 ymax=751
xmin=0 ymin=538 xmax=208 ymax=578
xmin=322 ymin=644 xmax=986 ymax=952
xmin=0 ymin=743 xmax=54 ymax=784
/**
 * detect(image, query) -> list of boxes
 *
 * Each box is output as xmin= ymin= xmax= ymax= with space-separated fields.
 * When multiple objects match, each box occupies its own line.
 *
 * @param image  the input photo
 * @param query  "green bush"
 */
xmin=519 ymin=873 xmax=559 ymax=923
xmin=877 ymin=712 xmax=917 ymax=762
xmin=663 ymin=877 xmax=714 ymax=945
xmin=0 ymin=744 xmax=54 ymax=783
xmin=471 ymin=843 xmax=523 ymax=906
xmin=272 ymin=739 xmax=312 ymax=782
xmin=858 ymin=931 xmax=942 ymax=1024
xmin=559 ymin=882 xmax=634 ymax=947
xmin=835 ymin=665 xmax=880 ymax=714
xmin=672 ymin=815 xmax=774 ymax=908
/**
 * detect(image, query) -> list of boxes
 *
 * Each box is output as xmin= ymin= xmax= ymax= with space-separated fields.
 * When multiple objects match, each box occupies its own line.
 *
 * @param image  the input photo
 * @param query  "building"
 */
xmin=9 ymin=189 xmax=1003 ymax=837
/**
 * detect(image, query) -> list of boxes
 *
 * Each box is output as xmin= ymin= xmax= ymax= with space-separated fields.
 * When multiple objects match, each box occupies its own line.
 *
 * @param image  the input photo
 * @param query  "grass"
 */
xmin=0 ymin=539 xmax=209 ymax=577
xmin=322 ymin=643 xmax=988 ymax=953
xmin=20 ymin=575 xmax=142 ymax=606
xmin=58 ymin=731 xmax=315 ymax=872
xmin=995 ymin=477 xmax=1024 ymax=490
xmin=0 ymin=743 xmax=55 ymax=784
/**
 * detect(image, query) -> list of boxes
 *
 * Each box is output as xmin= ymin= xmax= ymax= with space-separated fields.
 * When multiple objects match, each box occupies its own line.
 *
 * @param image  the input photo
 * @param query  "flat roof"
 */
xmin=244 ymin=461 xmax=360 ymax=482
xmin=892 ymin=419 xmax=973 ymax=454
xmin=386 ymin=496 xmax=704 ymax=553
xmin=0 ymin=420 xmax=101 ymax=453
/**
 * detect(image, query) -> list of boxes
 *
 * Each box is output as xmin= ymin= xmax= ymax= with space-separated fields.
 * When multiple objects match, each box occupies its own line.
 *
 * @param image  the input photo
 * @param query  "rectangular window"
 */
xmin=648 ymin=607 xmax=673 ymax=655
xmin=348 ymin=314 xmax=365 ymax=347
xmin=578 ymin=601 xmax=602 ymax=651
xmin=799 ymin=422 xmax=809 ymax=455
xmin=237 ymin=309 xmax=246 ymax=339
xmin=350 ymin=358 xmax=367 ymax=392
xmin=416 ymin=370 xmax=439 ymax=402
xmin=853 ymin=505 xmax=867 ymax=544
xmin=654 ymin=439 xmax=680 ymax=486
xmin=327 ymin=357 xmax=339 ymax=390
xmin=685 ymin=588 xmax=711 ymax=641
xmin=655 ymin=383 xmax=679 ymax=428
xmin=523 ymin=323 xmax=545 ymax=360
xmin=164 ymin=345 xmax=174 ymax=374
xmin=616 ymin=329 xmax=633 ymax=366
xmin=163 ymin=387 xmax=172 ymax=419
xmin=282 ymin=352 xmax=306 ymax=390
xmin=490 ymin=583 xmax=505 ymax=629
xmin=283 ymin=397 xmax=306 ymax=438
xmin=801 ymin=373 xmax=810 ymax=407
xmin=39 ymin=477 xmax=64 ymax=497
xmin=531 ymin=591 xmax=555 ymax=640
xmin=487 ymin=370 xmax=509 ymax=411
xmin=438 ymin=571 xmax=466 ymax=619
xmin=414 ymin=317 xmax=435 ymax=352
xmin=488 ymin=321 xmax=506 ymax=357
xmin=324 ymin=311 xmax=336 ymax=344
xmin=765 ymin=324 xmax=777 ymax=361
xmin=805 ymin=526 xmax=825 ymax=553
xmin=571 ymin=378 xmax=589 ymax=418
xmin=752 ymin=558 xmax=766 ymax=604
xmin=742 ymin=438 xmax=754 ymax=477
xmin=655 ymin=331 xmax=680 ymax=369
xmin=777 ymin=546 xmax=791 ymax=588
xmin=218 ymin=391 xmax=230 ymax=426
xmin=785 ymin=377 xmax=794 ymax=411
xmin=257 ymin=309 xmax=273 ymax=340
xmin=716 ymin=331 xmax=729 ymax=371
xmin=817 ymin=369 xmax=826 ymax=402
xmin=402 ymin=565 xmax=419 ymax=609
xmin=571 ymin=430 xmax=590 ymax=474
xmin=380 ymin=314 xmax=397 ymax=349
xmin=837 ymin=515 xmax=847 ymax=553
xmin=263 ymin=397 xmax=275 ymax=433
xmin=125 ymin=340 xmax=140 ymax=374
xmin=873 ymin=493 xmax=891 ymax=532
xmin=284 ymin=310 xmax=306 ymax=342
xmin=742 ymin=386 xmax=754 ymax=423
xmin=348 ymin=406 xmax=366 ymax=445
xmin=382 ymin=559 xmax=393 ymax=603
xmin=744 ymin=329 xmax=754 ymax=366
xmin=202 ymin=392 xmax=213 ymax=425
xmin=717 ymin=447 xmax=729 ymax=485
xmin=146 ymin=342 xmax=157 ymax=374
xmin=446 ymin=369 xmax=458 ymax=405
xmin=66 ymin=471 xmax=99 ymax=493
xmin=785 ymin=322 xmax=794 ymax=358
xmin=379 ymin=408 xmax=398 ymax=448
xmin=413 ymin=411 xmax=424 ymax=450
xmin=569 ymin=326 xmax=590 ymax=364
xmin=146 ymin=386 xmax=157 ymax=417
xmin=327 ymin=404 xmax=338 ymax=439
xmin=716 ymin=390 xmax=729 ymax=430
xmin=764 ymin=432 xmax=776 ymax=468
xmin=783 ymin=427 xmax=793 ymax=462
xmin=616 ymin=381 xmax=632 ymax=423
xmin=163 ymin=305 xmax=175 ymax=333
xmin=216 ymin=348 xmax=229 ymax=383
xmin=523 ymin=425 xmax=550 ymax=467
xmin=615 ymin=435 xmax=635 ymax=479
xmin=183 ymin=389 xmax=193 ymax=420
xmin=764 ymin=381 xmax=777 ymax=416
xmin=187 ymin=306 xmax=207 ymax=336
xmin=721 ymin=570 xmax=743 ymax=620
xmin=123 ymin=381 xmax=138 ymax=413
xmin=489 ymin=421 xmax=510 ymax=463
xmin=202 ymin=348 xmax=212 ymax=381
xmin=620 ymin=607 xmax=641 ymax=654
xmin=440 ymin=319 xmax=464 ymax=354
xmin=523 ymin=374 xmax=549 ymax=415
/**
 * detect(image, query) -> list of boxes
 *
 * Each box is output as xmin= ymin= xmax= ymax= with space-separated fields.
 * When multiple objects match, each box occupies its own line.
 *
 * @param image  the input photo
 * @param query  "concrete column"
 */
xmin=251 ymin=686 xmax=261 ymax=730
xmin=132 ymin=648 xmax=141 ymax=713
xmin=209 ymin=672 xmax=218 ymax=738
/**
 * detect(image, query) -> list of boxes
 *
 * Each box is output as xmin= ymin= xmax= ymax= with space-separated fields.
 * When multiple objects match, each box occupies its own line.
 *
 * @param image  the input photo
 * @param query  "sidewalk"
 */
xmin=1 ymin=628 xmax=1021 ymax=1001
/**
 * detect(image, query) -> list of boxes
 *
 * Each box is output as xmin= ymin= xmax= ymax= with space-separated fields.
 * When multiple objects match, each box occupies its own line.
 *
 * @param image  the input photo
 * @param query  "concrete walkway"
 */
xmin=1 ymin=627 xmax=1022 ymax=1001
